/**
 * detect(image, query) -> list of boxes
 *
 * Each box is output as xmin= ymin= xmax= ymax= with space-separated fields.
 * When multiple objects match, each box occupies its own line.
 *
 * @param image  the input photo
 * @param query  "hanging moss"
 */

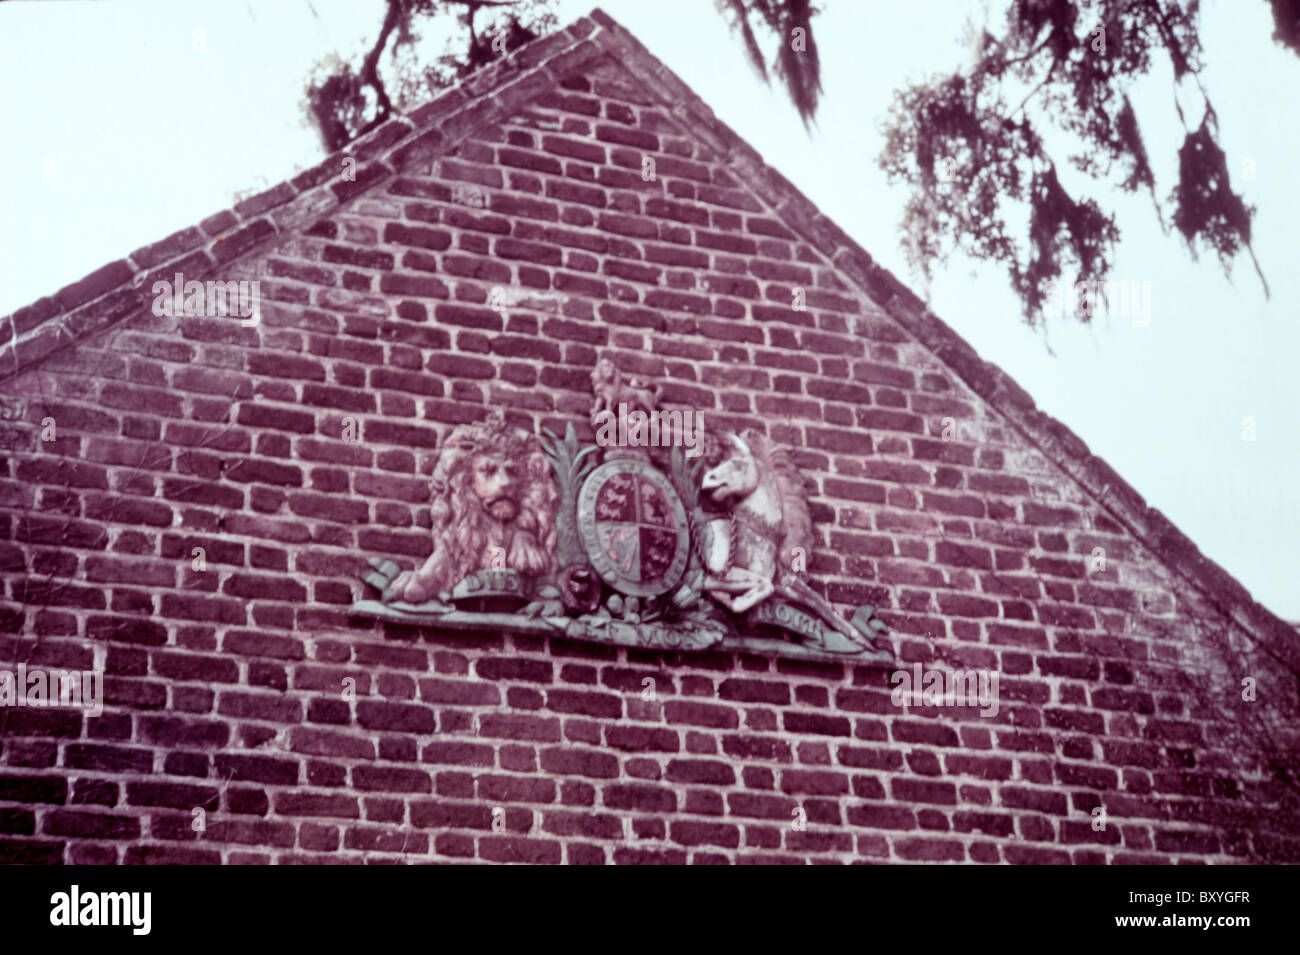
xmin=878 ymin=0 xmax=1265 ymax=323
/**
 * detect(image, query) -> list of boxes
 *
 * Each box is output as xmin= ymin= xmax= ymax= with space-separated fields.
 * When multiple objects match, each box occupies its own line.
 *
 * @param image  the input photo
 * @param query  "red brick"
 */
xmin=603 ymin=784 xmax=677 ymax=813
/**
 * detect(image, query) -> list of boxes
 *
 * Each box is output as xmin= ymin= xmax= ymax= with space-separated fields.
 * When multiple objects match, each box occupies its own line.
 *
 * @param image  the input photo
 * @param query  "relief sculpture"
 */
xmin=382 ymin=412 xmax=557 ymax=604
xmin=352 ymin=360 xmax=891 ymax=664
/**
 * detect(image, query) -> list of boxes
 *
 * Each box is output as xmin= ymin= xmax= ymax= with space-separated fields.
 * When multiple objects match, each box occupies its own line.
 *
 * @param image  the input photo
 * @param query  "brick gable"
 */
xmin=0 ymin=9 xmax=1296 ymax=865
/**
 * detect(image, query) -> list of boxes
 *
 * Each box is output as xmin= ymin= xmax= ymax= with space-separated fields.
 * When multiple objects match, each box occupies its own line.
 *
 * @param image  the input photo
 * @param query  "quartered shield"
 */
xmin=576 ymin=458 xmax=691 ymax=597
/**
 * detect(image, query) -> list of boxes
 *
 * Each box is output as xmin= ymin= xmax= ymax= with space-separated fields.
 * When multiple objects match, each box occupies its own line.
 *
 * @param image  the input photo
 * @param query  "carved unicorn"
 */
xmin=698 ymin=430 xmax=873 ymax=647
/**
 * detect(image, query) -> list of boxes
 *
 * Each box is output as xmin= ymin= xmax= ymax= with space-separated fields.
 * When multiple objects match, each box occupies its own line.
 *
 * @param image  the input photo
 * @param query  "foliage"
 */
xmin=877 ymin=0 xmax=1271 ymax=322
xmin=1266 ymin=0 xmax=1300 ymax=57
xmin=539 ymin=422 xmax=598 ymax=569
xmin=715 ymin=0 xmax=824 ymax=127
xmin=305 ymin=0 xmax=557 ymax=152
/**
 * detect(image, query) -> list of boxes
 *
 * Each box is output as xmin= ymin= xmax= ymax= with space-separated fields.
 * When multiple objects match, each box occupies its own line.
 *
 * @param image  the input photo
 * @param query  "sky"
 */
xmin=0 ymin=0 xmax=1296 ymax=619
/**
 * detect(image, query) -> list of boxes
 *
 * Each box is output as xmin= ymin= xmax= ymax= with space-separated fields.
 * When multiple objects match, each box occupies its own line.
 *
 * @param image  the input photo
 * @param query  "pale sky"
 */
xmin=1 ymin=0 xmax=1296 ymax=619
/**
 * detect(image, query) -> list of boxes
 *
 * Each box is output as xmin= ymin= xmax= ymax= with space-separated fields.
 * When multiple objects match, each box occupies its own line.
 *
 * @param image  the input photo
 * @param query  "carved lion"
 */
xmin=385 ymin=412 xmax=558 ymax=604
xmin=590 ymin=357 xmax=662 ymax=424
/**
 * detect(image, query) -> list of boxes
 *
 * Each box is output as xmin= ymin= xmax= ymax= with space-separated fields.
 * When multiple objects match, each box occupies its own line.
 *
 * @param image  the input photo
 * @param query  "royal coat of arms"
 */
xmin=351 ymin=359 xmax=891 ymax=664
xmin=578 ymin=459 xmax=690 ymax=597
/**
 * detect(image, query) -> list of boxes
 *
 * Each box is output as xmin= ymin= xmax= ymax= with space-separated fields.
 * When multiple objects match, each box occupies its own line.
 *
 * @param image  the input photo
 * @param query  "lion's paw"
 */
xmin=386 ymin=571 xmax=433 ymax=605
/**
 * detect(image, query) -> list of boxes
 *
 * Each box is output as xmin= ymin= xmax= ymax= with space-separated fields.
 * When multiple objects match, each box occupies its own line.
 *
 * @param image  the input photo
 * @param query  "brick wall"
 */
xmin=1 ymin=11 xmax=1296 ymax=865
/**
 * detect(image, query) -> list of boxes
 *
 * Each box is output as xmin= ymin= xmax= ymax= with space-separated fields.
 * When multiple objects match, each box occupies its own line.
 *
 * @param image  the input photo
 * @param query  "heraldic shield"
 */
xmin=577 ymin=459 xmax=690 ymax=598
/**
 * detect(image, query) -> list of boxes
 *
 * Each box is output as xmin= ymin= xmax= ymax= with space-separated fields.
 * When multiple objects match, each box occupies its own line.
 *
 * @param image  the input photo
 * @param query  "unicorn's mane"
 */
xmin=741 ymin=429 xmax=813 ymax=568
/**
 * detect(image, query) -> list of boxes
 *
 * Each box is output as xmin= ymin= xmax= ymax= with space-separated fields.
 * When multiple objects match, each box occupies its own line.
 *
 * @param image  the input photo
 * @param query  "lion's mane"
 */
xmin=423 ymin=412 xmax=559 ymax=589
